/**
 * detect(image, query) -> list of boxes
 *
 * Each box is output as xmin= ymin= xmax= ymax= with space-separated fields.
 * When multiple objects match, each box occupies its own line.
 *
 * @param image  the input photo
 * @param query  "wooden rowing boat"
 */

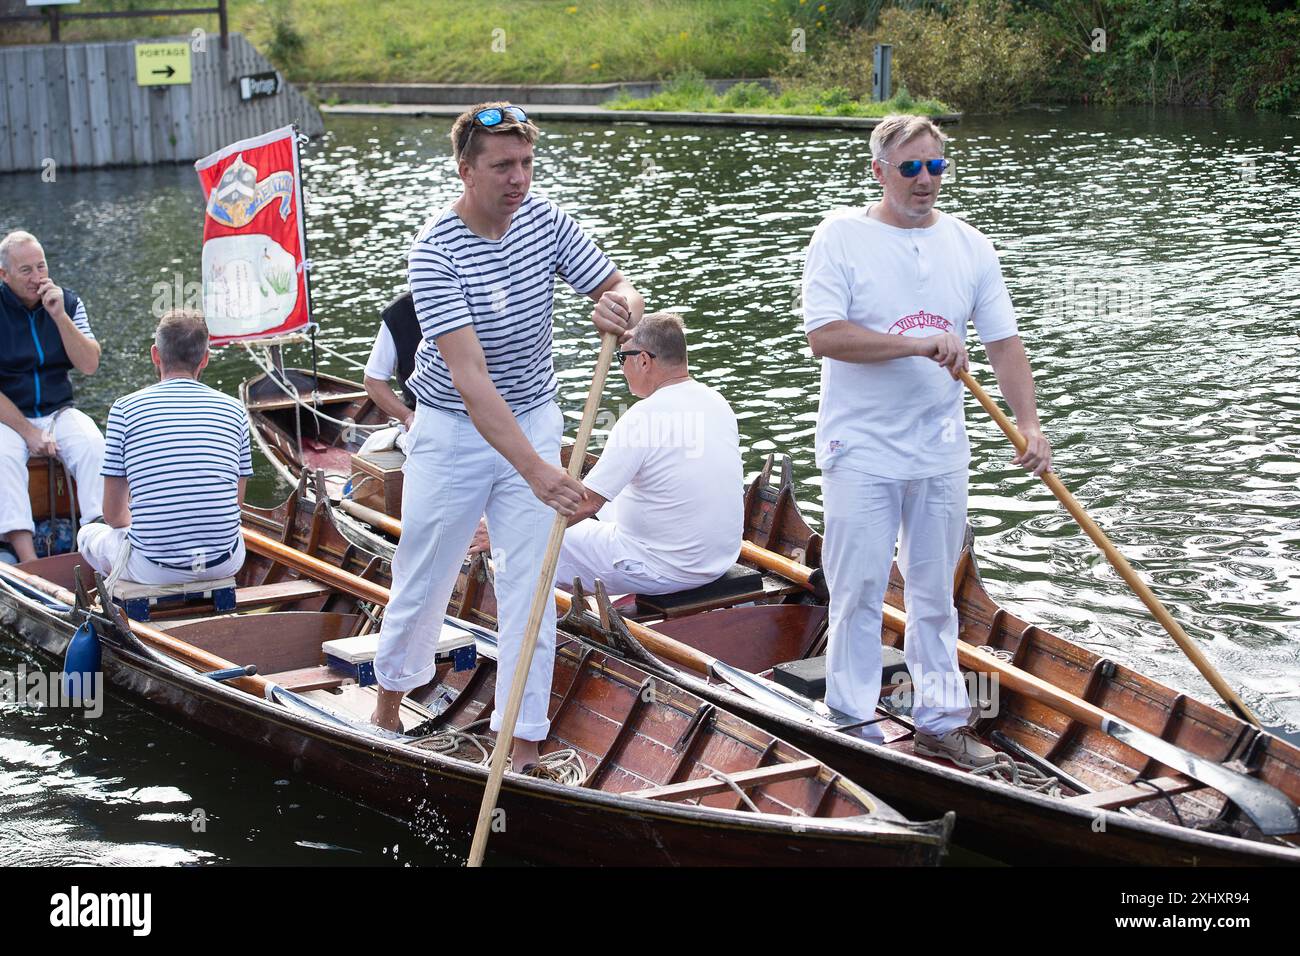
xmin=0 ymin=498 xmax=950 ymax=866
xmin=240 ymin=366 xmax=1300 ymax=863
xmin=241 ymin=366 xmax=389 ymax=500
xmin=287 ymin=461 xmax=1300 ymax=866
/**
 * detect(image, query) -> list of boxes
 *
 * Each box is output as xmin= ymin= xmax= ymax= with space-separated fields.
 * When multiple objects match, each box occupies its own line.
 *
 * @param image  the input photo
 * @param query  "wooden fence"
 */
xmin=0 ymin=32 xmax=324 ymax=173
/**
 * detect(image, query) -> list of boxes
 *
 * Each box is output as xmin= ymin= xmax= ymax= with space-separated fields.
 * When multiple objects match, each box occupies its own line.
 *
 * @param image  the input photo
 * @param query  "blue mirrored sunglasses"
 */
xmin=879 ymin=157 xmax=950 ymax=178
xmin=474 ymin=106 xmax=529 ymax=127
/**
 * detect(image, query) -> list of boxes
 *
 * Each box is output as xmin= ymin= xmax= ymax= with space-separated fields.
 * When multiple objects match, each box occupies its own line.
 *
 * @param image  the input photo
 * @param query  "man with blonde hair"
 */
xmin=77 ymin=310 xmax=252 ymax=586
xmin=0 ymin=230 xmax=105 ymax=562
xmin=371 ymin=103 xmax=644 ymax=773
xmin=802 ymin=114 xmax=1052 ymax=767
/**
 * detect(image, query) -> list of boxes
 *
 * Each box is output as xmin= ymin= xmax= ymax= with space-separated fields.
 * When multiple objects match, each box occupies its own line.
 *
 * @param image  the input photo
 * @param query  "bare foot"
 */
xmin=511 ymin=738 xmax=541 ymax=772
xmin=370 ymin=687 xmax=405 ymax=732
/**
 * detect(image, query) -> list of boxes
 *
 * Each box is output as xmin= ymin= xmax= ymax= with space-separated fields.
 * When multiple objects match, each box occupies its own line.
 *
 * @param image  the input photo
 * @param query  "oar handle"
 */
xmin=958 ymin=369 xmax=1260 ymax=727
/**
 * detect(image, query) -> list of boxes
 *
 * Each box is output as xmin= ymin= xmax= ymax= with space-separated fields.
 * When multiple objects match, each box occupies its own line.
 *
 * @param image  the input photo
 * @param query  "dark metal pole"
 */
xmin=50 ymin=7 xmax=60 ymax=43
xmin=219 ymin=0 xmax=228 ymax=49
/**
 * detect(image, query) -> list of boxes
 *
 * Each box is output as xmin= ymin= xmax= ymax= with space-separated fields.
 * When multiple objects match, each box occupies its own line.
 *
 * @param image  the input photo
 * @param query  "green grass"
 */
xmin=608 ymin=76 xmax=952 ymax=117
xmin=6 ymin=0 xmax=802 ymax=84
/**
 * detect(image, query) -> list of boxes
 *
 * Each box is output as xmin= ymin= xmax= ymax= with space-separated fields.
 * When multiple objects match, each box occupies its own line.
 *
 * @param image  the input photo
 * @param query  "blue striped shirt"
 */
xmin=102 ymin=378 xmax=253 ymax=570
xmin=70 ymin=299 xmax=93 ymax=340
xmin=405 ymin=193 xmax=616 ymax=415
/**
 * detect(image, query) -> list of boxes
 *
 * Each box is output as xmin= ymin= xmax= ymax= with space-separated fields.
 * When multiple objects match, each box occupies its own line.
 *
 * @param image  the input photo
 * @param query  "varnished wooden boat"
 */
xmin=241 ymin=366 xmax=389 ymax=499
xmin=240 ymin=367 xmax=1300 ymax=863
xmin=294 ymin=459 xmax=1300 ymax=866
xmin=0 ymin=499 xmax=951 ymax=866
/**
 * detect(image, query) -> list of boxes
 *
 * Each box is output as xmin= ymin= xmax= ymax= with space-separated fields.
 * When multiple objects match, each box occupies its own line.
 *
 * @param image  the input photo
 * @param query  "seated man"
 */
xmin=78 ymin=310 xmax=253 ymax=586
xmin=0 ymin=230 xmax=105 ymax=562
xmin=554 ymin=312 xmax=743 ymax=596
xmin=362 ymin=290 xmax=420 ymax=433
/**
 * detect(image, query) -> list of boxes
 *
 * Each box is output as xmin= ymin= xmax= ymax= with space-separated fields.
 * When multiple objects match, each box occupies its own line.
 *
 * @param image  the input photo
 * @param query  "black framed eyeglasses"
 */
xmin=878 ymin=157 xmax=950 ymax=178
xmin=461 ymin=105 xmax=531 ymax=158
xmin=616 ymin=349 xmax=655 ymax=364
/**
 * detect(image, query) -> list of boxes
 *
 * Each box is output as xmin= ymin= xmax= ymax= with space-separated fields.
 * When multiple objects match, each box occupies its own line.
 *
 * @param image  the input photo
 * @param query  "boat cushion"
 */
xmin=771 ymin=647 xmax=909 ymax=700
xmin=322 ymin=624 xmax=476 ymax=686
xmin=634 ymin=563 xmax=764 ymax=615
xmin=113 ymin=577 xmax=238 ymax=599
xmin=113 ymin=577 xmax=238 ymax=621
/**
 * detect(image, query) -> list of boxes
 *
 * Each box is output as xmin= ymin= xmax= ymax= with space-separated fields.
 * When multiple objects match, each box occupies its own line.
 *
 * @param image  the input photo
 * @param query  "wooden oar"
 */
xmin=956 ymin=368 xmax=1260 ymax=727
xmin=0 ymin=562 xmax=271 ymax=698
xmin=738 ymin=543 xmax=1299 ymax=834
xmin=466 ymin=331 xmax=620 ymax=868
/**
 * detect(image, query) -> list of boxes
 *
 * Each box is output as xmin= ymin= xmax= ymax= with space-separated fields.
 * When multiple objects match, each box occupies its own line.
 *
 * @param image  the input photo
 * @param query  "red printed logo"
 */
xmin=889 ymin=310 xmax=952 ymax=336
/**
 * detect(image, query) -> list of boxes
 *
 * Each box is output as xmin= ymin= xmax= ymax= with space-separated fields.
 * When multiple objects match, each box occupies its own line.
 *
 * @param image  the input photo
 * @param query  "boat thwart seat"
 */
xmin=634 ymin=563 xmax=765 ymax=618
xmin=113 ymin=577 xmax=237 ymax=622
xmin=322 ymin=623 xmax=476 ymax=687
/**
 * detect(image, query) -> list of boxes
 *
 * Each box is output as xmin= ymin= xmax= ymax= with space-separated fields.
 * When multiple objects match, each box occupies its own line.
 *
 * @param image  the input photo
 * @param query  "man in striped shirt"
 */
xmin=371 ymin=103 xmax=644 ymax=773
xmin=0 ymin=230 xmax=105 ymax=562
xmin=77 ymin=310 xmax=253 ymax=585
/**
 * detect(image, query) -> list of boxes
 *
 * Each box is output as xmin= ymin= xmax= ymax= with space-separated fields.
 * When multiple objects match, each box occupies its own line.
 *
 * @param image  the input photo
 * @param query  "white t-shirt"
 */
xmin=584 ymin=379 xmax=743 ymax=582
xmin=364 ymin=324 xmax=398 ymax=381
xmin=802 ymin=206 xmax=1019 ymax=479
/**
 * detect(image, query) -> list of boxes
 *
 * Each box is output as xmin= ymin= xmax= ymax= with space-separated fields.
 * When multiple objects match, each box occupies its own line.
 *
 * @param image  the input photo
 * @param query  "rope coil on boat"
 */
xmin=970 ymin=753 xmax=1064 ymax=799
xmin=412 ymin=718 xmax=588 ymax=785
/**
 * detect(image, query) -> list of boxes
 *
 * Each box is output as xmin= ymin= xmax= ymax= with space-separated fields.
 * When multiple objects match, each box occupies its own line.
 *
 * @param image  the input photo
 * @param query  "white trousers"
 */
xmin=822 ymin=465 xmax=971 ymax=738
xmin=374 ymin=401 xmax=562 ymax=742
xmin=77 ymin=522 xmax=246 ymax=585
xmin=555 ymin=519 xmax=717 ymax=596
xmin=0 ymin=409 xmax=105 ymax=537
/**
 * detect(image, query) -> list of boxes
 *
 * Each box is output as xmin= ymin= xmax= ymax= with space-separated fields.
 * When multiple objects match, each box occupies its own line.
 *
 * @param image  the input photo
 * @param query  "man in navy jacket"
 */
xmin=0 ymin=231 xmax=105 ymax=562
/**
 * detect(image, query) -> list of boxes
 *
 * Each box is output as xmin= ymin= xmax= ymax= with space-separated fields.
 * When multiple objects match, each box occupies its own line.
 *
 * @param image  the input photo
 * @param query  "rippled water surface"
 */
xmin=1 ymin=106 xmax=1297 ymax=864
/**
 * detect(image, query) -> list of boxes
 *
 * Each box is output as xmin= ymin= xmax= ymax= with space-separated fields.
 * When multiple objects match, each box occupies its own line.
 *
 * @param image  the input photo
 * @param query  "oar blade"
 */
xmin=709 ymin=660 xmax=850 ymax=730
xmin=1103 ymin=717 xmax=1300 ymax=836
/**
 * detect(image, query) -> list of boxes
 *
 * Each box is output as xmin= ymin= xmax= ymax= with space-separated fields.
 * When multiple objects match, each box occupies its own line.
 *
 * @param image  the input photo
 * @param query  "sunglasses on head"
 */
xmin=878 ymin=157 xmax=950 ymax=178
xmin=461 ymin=105 xmax=531 ymax=158
xmin=475 ymin=105 xmax=528 ymax=128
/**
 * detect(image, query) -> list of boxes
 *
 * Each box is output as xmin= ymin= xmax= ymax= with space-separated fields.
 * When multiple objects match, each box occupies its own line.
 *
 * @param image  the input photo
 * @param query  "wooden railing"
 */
xmin=0 ymin=1 xmax=228 ymax=48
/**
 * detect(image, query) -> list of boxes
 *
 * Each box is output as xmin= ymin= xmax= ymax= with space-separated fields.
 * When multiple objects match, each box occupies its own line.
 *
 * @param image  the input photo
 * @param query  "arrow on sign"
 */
xmin=152 ymin=65 xmax=176 ymax=78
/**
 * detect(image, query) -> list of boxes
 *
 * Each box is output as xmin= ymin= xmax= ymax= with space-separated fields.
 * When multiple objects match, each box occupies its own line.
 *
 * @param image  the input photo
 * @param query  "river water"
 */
xmin=1 ymin=106 xmax=1296 ymax=865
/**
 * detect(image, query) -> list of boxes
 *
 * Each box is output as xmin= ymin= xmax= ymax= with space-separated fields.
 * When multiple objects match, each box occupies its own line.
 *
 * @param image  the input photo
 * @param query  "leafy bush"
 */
xmin=265 ymin=0 xmax=305 ymax=65
xmin=782 ymin=0 xmax=1052 ymax=112
xmin=1037 ymin=0 xmax=1300 ymax=111
xmin=721 ymin=81 xmax=773 ymax=110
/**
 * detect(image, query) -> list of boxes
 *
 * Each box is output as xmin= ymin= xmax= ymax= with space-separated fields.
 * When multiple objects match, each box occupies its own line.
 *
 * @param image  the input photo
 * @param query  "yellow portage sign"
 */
xmin=135 ymin=42 xmax=192 ymax=86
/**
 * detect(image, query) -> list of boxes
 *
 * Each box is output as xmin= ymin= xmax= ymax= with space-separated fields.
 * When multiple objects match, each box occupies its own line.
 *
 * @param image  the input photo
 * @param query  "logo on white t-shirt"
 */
xmin=888 ymin=310 xmax=952 ymax=336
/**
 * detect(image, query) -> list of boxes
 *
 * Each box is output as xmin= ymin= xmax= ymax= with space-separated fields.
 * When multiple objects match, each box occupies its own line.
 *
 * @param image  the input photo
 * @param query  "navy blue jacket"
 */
xmin=0 ymin=282 xmax=84 ymax=418
xmin=380 ymin=291 xmax=419 ymax=411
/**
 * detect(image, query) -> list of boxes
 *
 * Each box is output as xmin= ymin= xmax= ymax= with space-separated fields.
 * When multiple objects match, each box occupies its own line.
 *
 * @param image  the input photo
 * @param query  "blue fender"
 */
xmin=62 ymin=620 xmax=101 ymax=706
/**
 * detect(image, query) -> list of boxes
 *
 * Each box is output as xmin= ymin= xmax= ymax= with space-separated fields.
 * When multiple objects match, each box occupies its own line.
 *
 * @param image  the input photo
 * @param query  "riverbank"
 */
xmin=3 ymin=0 xmax=1294 ymax=112
xmin=320 ymin=101 xmax=960 ymax=131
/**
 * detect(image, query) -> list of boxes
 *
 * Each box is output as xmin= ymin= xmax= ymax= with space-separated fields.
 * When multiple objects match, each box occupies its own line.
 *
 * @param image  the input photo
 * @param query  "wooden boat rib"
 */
xmin=0 ymin=499 xmax=951 ymax=867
